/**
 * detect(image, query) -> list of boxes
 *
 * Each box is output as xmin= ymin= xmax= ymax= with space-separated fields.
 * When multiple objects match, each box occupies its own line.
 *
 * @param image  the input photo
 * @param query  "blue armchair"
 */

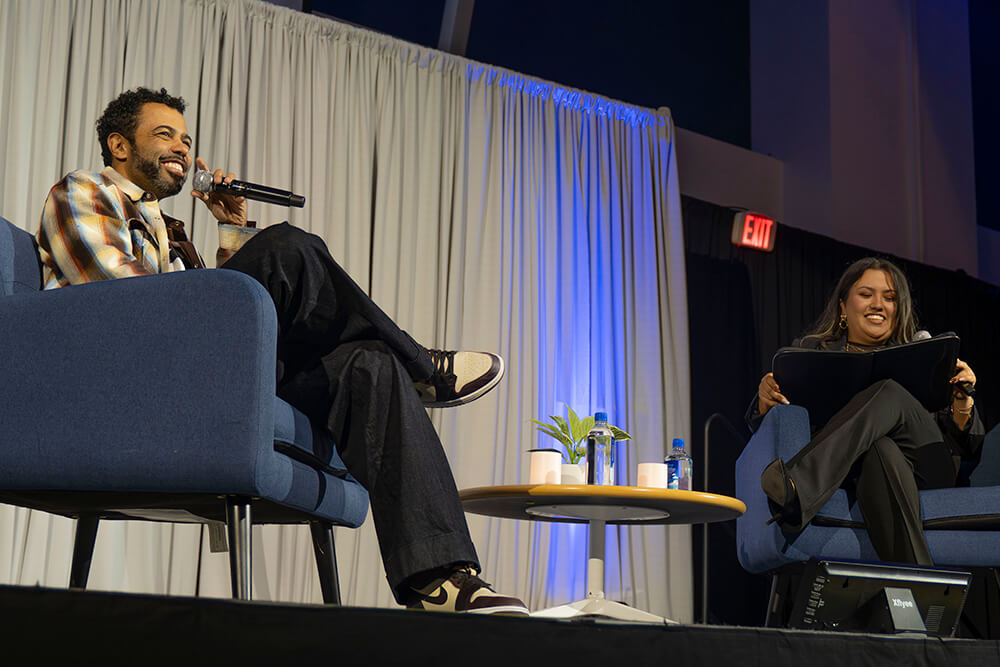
xmin=0 ymin=216 xmax=368 ymax=602
xmin=736 ymin=405 xmax=1000 ymax=629
xmin=736 ymin=405 xmax=1000 ymax=575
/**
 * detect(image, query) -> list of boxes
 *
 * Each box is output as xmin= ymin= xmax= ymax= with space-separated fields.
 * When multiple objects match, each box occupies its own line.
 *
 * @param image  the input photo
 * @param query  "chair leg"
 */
xmin=69 ymin=514 xmax=99 ymax=590
xmin=225 ymin=497 xmax=252 ymax=600
xmin=310 ymin=521 xmax=342 ymax=605
xmin=765 ymin=569 xmax=800 ymax=628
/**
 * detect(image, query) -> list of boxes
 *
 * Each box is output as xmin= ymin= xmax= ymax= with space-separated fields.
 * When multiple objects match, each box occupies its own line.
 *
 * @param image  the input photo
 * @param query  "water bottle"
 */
xmin=586 ymin=412 xmax=615 ymax=485
xmin=665 ymin=438 xmax=693 ymax=490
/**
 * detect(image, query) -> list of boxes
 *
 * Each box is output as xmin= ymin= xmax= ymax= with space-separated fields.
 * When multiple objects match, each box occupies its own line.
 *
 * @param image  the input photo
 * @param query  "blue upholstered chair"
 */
xmin=0 ymin=216 xmax=368 ymax=602
xmin=736 ymin=405 xmax=1000 ymax=583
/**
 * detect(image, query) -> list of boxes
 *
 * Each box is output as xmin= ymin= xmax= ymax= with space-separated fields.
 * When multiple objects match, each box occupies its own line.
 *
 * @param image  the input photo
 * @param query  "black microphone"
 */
xmin=955 ymin=382 xmax=976 ymax=398
xmin=193 ymin=170 xmax=305 ymax=208
xmin=914 ymin=329 xmax=975 ymax=398
xmin=955 ymin=381 xmax=977 ymax=399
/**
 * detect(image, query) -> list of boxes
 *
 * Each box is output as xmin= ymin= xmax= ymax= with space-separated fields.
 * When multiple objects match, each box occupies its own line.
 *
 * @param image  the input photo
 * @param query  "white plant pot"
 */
xmin=561 ymin=463 xmax=586 ymax=485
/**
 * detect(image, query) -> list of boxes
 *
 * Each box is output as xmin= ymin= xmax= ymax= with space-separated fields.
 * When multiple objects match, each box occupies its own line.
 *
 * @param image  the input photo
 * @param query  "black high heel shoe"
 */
xmin=760 ymin=459 xmax=803 ymax=530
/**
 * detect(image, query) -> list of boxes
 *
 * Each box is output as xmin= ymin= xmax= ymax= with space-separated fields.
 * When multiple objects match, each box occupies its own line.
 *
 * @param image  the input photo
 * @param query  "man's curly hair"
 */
xmin=96 ymin=87 xmax=187 ymax=166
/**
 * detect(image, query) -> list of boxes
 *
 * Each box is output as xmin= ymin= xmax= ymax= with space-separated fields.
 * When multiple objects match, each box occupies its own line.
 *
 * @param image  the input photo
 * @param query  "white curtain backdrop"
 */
xmin=0 ymin=0 xmax=691 ymax=619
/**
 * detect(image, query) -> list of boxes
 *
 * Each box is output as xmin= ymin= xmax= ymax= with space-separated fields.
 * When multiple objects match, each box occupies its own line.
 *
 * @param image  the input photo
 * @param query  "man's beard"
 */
xmin=134 ymin=150 xmax=188 ymax=199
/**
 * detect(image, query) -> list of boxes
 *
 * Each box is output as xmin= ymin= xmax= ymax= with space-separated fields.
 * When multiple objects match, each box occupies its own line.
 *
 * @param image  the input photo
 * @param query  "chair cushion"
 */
xmin=921 ymin=486 xmax=1000 ymax=526
xmin=749 ymin=521 xmax=1000 ymax=571
xmin=271 ymin=398 xmax=368 ymax=527
xmin=814 ymin=485 xmax=1000 ymax=529
xmin=273 ymin=397 xmax=349 ymax=476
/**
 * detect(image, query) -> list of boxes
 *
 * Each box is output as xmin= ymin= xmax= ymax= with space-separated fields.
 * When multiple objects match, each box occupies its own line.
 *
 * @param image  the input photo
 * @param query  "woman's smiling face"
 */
xmin=840 ymin=268 xmax=897 ymax=346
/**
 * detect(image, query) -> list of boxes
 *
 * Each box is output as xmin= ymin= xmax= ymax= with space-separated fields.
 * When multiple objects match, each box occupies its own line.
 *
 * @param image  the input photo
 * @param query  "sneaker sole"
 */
xmin=424 ymin=355 xmax=505 ymax=408
xmin=407 ymin=604 xmax=529 ymax=616
xmin=466 ymin=604 xmax=530 ymax=616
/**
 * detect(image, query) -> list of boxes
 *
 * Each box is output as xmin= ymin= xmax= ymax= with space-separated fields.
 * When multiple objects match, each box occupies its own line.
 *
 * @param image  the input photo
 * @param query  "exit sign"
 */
xmin=731 ymin=212 xmax=776 ymax=252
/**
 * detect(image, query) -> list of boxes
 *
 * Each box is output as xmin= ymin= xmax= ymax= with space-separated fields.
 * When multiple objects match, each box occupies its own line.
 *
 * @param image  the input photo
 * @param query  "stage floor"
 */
xmin=1 ymin=585 xmax=997 ymax=666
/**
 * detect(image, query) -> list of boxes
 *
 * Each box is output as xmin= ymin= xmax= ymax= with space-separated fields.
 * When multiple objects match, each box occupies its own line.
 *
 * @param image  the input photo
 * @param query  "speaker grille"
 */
xmin=925 ymin=604 xmax=945 ymax=634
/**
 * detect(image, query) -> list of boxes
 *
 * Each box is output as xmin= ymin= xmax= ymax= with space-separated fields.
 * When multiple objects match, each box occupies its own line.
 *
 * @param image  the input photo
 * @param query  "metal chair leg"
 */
xmin=69 ymin=514 xmax=99 ymax=589
xmin=765 ymin=569 xmax=800 ymax=628
xmin=225 ymin=497 xmax=252 ymax=600
xmin=310 ymin=520 xmax=342 ymax=605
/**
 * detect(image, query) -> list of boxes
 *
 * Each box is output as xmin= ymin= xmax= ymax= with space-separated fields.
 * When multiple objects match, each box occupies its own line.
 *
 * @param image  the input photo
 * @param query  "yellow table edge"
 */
xmin=459 ymin=484 xmax=746 ymax=515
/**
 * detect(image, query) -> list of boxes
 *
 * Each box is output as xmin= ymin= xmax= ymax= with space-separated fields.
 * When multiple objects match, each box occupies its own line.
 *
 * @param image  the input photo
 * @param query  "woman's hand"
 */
xmin=950 ymin=358 xmax=976 ymax=427
xmin=757 ymin=372 xmax=790 ymax=416
xmin=191 ymin=157 xmax=247 ymax=227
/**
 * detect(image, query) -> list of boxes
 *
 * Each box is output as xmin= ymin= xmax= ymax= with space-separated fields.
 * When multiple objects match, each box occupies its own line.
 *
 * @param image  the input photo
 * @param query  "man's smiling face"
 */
xmin=116 ymin=102 xmax=192 ymax=199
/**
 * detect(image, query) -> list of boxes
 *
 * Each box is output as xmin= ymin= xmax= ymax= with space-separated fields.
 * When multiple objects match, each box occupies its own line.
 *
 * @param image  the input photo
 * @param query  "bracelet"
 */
xmin=952 ymin=403 xmax=974 ymax=416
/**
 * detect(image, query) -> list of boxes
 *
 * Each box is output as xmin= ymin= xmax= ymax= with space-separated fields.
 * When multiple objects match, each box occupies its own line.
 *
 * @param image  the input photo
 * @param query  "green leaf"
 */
xmin=531 ymin=423 xmax=561 ymax=440
xmin=532 ymin=420 xmax=570 ymax=443
xmin=533 ymin=424 xmax=573 ymax=449
xmin=609 ymin=426 xmax=632 ymax=441
xmin=577 ymin=416 xmax=595 ymax=444
xmin=566 ymin=407 xmax=581 ymax=441
xmin=551 ymin=415 xmax=573 ymax=441
xmin=570 ymin=443 xmax=587 ymax=464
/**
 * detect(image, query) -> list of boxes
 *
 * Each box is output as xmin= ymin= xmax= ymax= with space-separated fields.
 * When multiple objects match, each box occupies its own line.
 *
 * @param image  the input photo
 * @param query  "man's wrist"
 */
xmin=218 ymin=222 xmax=260 ymax=255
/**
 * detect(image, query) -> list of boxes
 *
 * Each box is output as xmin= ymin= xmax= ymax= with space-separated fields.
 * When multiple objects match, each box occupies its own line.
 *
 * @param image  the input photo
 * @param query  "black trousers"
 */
xmin=222 ymin=223 xmax=479 ymax=599
xmin=786 ymin=379 xmax=956 ymax=565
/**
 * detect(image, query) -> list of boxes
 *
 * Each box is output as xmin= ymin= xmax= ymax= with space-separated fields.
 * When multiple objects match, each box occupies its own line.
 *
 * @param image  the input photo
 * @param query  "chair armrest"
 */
xmin=0 ymin=269 xmax=283 ymax=495
xmin=735 ymin=404 xmax=811 ymax=483
xmin=735 ymin=405 xmax=811 ymax=573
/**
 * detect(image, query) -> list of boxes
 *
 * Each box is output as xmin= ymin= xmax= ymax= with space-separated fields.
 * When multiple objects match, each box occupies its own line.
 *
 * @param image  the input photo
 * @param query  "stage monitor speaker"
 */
xmin=787 ymin=560 xmax=972 ymax=636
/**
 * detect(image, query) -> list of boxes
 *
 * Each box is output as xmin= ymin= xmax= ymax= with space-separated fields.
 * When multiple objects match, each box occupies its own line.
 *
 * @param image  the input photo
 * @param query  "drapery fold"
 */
xmin=0 ymin=0 xmax=690 ymax=619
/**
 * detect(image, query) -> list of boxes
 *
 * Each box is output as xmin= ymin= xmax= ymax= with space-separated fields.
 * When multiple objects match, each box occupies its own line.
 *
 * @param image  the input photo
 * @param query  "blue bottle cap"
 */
xmin=672 ymin=438 xmax=684 ymax=448
xmin=594 ymin=411 xmax=608 ymax=423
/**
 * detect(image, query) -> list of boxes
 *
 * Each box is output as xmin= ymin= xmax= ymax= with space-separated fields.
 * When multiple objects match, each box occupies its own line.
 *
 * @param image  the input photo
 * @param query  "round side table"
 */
xmin=459 ymin=484 xmax=746 ymax=622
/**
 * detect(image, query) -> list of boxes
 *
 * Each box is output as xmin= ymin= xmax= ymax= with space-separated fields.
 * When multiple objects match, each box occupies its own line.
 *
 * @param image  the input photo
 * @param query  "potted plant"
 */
xmin=531 ymin=407 xmax=632 ymax=484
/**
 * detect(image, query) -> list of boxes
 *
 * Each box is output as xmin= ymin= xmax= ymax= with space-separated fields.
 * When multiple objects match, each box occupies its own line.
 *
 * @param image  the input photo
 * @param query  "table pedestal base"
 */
xmin=527 ymin=517 xmax=675 ymax=624
xmin=533 ymin=595 xmax=674 ymax=623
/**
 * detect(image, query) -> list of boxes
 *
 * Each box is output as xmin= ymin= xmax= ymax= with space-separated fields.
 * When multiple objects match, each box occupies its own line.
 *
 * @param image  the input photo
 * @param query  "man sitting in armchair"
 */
xmin=35 ymin=86 xmax=527 ymax=616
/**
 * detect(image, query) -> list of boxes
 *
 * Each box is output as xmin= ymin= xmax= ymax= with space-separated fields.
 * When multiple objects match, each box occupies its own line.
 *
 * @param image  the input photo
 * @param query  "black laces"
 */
xmin=427 ymin=349 xmax=456 ymax=378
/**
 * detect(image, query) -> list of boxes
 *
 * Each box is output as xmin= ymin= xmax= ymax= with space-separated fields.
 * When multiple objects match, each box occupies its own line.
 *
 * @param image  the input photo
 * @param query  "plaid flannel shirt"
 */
xmin=36 ymin=167 xmax=202 ymax=289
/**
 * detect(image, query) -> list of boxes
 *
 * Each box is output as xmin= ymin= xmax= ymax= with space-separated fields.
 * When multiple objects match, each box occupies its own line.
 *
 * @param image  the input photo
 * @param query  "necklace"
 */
xmin=845 ymin=340 xmax=881 ymax=353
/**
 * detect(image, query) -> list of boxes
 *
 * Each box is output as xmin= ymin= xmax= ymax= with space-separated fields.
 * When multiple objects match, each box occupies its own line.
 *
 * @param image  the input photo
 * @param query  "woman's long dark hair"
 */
xmin=801 ymin=257 xmax=919 ymax=346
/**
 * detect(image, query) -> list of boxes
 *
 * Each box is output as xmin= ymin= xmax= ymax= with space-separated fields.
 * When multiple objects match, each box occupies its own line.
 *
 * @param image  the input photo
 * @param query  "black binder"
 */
xmin=771 ymin=333 xmax=960 ymax=428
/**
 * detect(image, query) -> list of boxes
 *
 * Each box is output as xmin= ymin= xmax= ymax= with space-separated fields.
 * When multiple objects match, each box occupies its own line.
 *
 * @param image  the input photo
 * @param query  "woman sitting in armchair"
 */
xmin=749 ymin=257 xmax=985 ymax=565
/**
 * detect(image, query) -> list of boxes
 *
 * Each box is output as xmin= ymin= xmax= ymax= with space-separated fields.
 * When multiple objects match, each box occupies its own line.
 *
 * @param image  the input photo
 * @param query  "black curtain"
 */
xmin=683 ymin=195 xmax=1000 ymax=626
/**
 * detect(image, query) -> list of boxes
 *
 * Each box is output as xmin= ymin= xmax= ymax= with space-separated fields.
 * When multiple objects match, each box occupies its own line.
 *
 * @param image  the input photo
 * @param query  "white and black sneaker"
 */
xmin=415 ymin=349 xmax=504 ymax=408
xmin=407 ymin=566 xmax=529 ymax=616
